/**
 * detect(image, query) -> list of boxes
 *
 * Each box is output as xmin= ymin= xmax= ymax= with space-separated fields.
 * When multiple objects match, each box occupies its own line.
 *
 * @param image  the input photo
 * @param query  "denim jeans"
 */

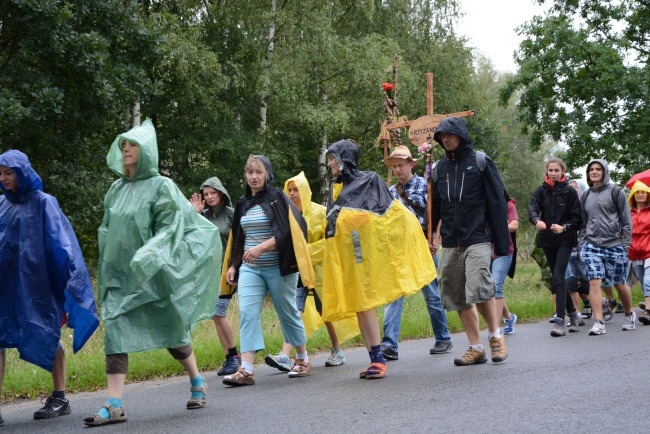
xmin=381 ymin=254 xmax=450 ymax=352
xmin=631 ymin=261 xmax=650 ymax=298
xmin=491 ymin=255 xmax=512 ymax=299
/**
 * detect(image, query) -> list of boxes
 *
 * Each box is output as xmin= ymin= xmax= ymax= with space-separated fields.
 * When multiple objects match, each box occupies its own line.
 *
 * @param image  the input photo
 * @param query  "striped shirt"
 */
xmin=388 ymin=173 xmax=428 ymax=227
xmin=241 ymin=205 xmax=279 ymax=268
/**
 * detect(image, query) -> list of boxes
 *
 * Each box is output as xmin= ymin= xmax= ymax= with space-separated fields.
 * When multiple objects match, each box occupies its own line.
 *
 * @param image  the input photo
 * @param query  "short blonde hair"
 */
xmin=244 ymin=155 xmax=268 ymax=182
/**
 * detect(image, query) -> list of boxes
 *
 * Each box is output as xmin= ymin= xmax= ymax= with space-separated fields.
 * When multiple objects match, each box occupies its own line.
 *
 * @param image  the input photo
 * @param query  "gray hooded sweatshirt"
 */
xmin=581 ymin=159 xmax=631 ymax=249
xmin=200 ymin=177 xmax=234 ymax=253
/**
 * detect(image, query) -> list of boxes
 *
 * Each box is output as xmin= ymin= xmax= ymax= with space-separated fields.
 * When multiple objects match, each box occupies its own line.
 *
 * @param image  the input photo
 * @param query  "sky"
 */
xmin=456 ymin=0 xmax=547 ymax=73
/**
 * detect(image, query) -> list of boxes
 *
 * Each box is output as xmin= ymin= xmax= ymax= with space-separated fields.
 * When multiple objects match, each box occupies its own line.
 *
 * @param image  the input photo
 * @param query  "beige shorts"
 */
xmin=438 ymin=243 xmax=496 ymax=311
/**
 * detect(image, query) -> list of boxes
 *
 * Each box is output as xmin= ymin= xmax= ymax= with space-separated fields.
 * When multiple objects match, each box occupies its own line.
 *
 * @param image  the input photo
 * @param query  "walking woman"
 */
xmin=529 ymin=157 xmax=583 ymax=336
xmin=628 ymin=181 xmax=650 ymax=324
xmin=85 ymin=119 xmax=221 ymax=426
xmin=220 ymin=155 xmax=315 ymax=386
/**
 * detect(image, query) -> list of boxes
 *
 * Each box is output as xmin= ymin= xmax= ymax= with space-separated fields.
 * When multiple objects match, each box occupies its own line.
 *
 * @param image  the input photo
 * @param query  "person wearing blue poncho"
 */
xmin=0 ymin=150 xmax=99 ymax=424
xmin=84 ymin=119 xmax=221 ymax=427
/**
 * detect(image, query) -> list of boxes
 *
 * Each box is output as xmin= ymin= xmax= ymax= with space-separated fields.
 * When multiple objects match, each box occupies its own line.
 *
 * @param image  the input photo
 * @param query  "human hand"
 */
xmin=550 ymin=224 xmax=564 ymax=234
xmin=226 ymin=266 xmax=237 ymax=285
xmin=535 ymin=220 xmax=547 ymax=231
xmin=190 ymin=193 xmax=205 ymax=213
xmin=243 ymin=246 xmax=263 ymax=265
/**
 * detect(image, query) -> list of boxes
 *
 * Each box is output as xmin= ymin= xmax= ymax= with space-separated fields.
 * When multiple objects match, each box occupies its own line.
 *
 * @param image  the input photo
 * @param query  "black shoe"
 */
xmin=0 ymin=408 xmax=4 ymax=425
xmin=33 ymin=396 xmax=71 ymax=420
xmin=217 ymin=355 xmax=241 ymax=376
xmin=615 ymin=303 xmax=625 ymax=314
xmin=430 ymin=341 xmax=453 ymax=354
xmin=380 ymin=345 xmax=398 ymax=361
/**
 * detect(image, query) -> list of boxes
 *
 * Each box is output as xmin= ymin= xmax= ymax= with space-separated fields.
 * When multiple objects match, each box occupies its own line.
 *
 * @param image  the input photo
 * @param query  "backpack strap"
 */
xmin=581 ymin=185 xmax=623 ymax=215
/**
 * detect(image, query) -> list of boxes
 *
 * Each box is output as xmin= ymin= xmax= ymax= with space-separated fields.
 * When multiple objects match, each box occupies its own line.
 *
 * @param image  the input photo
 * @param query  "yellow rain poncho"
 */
xmin=284 ymin=172 xmax=359 ymax=342
xmin=322 ymin=140 xmax=436 ymax=322
xmin=98 ymin=119 xmax=221 ymax=354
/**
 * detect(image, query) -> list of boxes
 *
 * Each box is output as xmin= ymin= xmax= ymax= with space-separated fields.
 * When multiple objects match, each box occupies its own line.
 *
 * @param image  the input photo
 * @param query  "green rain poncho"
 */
xmin=98 ymin=119 xmax=221 ymax=354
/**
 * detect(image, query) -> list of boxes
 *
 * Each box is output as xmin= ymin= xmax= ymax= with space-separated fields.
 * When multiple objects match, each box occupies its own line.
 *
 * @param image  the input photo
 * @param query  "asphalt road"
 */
xmin=2 ymin=314 xmax=649 ymax=433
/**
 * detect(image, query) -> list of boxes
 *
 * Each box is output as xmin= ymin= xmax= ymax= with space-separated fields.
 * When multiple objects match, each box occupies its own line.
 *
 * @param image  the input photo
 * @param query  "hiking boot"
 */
xmin=489 ymin=336 xmax=508 ymax=363
xmin=287 ymin=359 xmax=311 ymax=378
xmin=453 ymin=347 xmax=487 ymax=366
xmin=639 ymin=302 xmax=646 ymax=311
xmin=568 ymin=313 xmax=580 ymax=333
xmin=589 ymin=320 xmax=606 ymax=335
xmin=33 ymin=396 xmax=71 ymax=420
xmin=325 ymin=349 xmax=346 ymax=366
xmin=581 ymin=304 xmax=592 ymax=319
xmin=639 ymin=310 xmax=650 ymax=325
xmin=503 ymin=313 xmax=518 ymax=335
xmin=187 ymin=384 xmax=207 ymax=409
xmin=264 ymin=352 xmax=292 ymax=372
xmin=223 ymin=368 xmax=255 ymax=386
xmin=430 ymin=341 xmax=453 ymax=354
xmin=380 ymin=345 xmax=399 ymax=361
xmin=550 ymin=318 xmax=566 ymax=337
xmin=359 ymin=362 xmax=387 ymax=379
xmin=83 ymin=405 xmax=127 ymax=427
xmin=622 ymin=311 xmax=637 ymax=331
xmin=217 ymin=354 xmax=241 ymax=376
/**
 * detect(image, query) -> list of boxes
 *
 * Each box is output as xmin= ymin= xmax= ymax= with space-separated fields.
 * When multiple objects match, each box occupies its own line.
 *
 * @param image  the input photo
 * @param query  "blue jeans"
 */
xmin=382 ymin=255 xmax=450 ymax=352
xmin=632 ymin=261 xmax=650 ymax=298
xmin=237 ymin=264 xmax=306 ymax=353
xmin=491 ymin=255 xmax=512 ymax=299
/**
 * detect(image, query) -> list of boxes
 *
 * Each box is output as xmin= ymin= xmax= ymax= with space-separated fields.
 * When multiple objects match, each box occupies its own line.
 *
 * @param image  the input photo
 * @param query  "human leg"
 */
xmin=171 ymin=346 xmax=206 ymax=409
xmin=34 ymin=346 xmax=71 ymax=419
xmin=213 ymin=298 xmax=240 ymax=376
xmin=357 ymin=309 xmax=386 ymax=379
xmin=323 ymin=323 xmax=345 ymax=366
xmin=380 ymin=296 xmax=404 ymax=359
xmin=84 ymin=354 xmax=127 ymax=426
xmin=636 ymin=262 xmax=650 ymax=324
xmin=421 ymin=279 xmax=452 ymax=344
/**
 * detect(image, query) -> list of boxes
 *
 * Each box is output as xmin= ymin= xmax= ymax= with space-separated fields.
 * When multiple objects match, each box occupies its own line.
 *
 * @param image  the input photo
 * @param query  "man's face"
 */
xmin=390 ymin=160 xmax=414 ymax=185
xmin=438 ymin=132 xmax=462 ymax=152
xmin=588 ymin=163 xmax=604 ymax=184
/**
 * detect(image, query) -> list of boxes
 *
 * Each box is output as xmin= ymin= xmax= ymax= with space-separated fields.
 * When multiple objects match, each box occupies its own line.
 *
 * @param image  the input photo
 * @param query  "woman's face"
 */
xmin=0 ymin=165 xmax=17 ymax=193
xmin=245 ymin=162 xmax=267 ymax=194
xmin=203 ymin=186 xmax=222 ymax=207
xmin=326 ymin=154 xmax=341 ymax=176
xmin=286 ymin=181 xmax=302 ymax=211
xmin=634 ymin=190 xmax=648 ymax=205
xmin=121 ymin=140 xmax=140 ymax=176
xmin=546 ymin=162 xmax=564 ymax=183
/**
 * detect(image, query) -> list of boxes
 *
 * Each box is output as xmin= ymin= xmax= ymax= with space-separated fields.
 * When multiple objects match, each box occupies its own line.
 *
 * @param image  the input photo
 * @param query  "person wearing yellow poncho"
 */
xmin=323 ymin=140 xmax=436 ymax=380
xmin=85 ymin=119 xmax=221 ymax=427
xmin=263 ymin=172 xmax=360 ymax=372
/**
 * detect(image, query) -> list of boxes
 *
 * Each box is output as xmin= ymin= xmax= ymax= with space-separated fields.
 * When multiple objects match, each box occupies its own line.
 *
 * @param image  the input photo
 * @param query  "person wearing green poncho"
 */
xmin=84 ymin=119 xmax=221 ymax=427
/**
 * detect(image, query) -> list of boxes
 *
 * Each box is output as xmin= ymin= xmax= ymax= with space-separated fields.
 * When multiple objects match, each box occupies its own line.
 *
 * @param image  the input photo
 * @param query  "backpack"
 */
xmin=580 ymin=185 xmax=623 ymax=216
xmin=431 ymin=150 xmax=486 ymax=182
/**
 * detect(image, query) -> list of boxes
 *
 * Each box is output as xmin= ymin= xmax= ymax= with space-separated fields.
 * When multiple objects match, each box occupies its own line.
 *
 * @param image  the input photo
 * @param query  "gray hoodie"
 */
xmin=581 ymin=159 xmax=631 ymax=249
xmin=200 ymin=177 xmax=234 ymax=253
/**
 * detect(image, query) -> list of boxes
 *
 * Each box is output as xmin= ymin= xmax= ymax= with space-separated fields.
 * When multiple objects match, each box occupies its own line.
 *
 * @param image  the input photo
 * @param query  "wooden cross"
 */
xmin=383 ymin=72 xmax=475 ymax=183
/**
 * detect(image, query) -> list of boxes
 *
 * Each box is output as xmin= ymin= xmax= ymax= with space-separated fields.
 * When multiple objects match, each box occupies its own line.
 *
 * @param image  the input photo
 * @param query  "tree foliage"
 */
xmin=502 ymin=0 xmax=650 ymax=182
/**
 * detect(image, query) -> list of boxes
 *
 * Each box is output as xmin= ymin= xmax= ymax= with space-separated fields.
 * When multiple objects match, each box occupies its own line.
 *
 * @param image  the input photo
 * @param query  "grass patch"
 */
xmin=1 ymin=261 xmax=642 ymax=403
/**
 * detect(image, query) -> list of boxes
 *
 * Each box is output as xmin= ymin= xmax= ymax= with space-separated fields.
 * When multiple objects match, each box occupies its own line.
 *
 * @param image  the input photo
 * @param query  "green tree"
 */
xmin=501 ymin=0 xmax=650 ymax=182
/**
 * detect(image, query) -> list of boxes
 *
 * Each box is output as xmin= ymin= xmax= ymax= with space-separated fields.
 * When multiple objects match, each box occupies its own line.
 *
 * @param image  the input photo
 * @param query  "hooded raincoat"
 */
xmin=98 ymin=119 xmax=221 ymax=354
xmin=321 ymin=140 xmax=436 ymax=322
xmin=628 ymin=181 xmax=650 ymax=261
xmin=283 ymin=172 xmax=359 ymax=342
xmin=199 ymin=176 xmax=234 ymax=256
xmin=0 ymin=150 xmax=99 ymax=371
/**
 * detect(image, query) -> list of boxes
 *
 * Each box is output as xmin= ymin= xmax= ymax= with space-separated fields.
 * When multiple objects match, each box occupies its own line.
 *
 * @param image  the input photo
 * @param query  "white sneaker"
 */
xmin=589 ymin=321 xmax=606 ymax=336
xmin=324 ymin=348 xmax=346 ymax=366
xmin=622 ymin=311 xmax=637 ymax=331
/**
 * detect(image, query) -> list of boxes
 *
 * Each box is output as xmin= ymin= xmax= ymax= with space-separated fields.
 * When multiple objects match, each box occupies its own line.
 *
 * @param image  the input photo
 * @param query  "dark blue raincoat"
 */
xmin=0 ymin=150 xmax=99 ymax=371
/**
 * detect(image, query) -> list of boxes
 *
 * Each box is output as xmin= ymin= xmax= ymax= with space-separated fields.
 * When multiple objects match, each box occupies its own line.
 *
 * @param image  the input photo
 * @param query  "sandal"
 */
xmin=187 ymin=384 xmax=207 ymax=409
xmin=359 ymin=362 xmax=387 ymax=380
xmin=83 ymin=405 xmax=127 ymax=427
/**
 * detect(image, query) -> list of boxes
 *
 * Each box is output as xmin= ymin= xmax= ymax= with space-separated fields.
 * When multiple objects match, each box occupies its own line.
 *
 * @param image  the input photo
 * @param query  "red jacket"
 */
xmin=629 ymin=207 xmax=650 ymax=260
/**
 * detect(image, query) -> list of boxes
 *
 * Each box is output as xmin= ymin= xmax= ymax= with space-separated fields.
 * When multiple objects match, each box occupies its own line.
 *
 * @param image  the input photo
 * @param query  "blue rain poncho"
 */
xmin=0 ymin=150 xmax=99 ymax=371
xmin=99 ymin=119 xmax=221 ymax=354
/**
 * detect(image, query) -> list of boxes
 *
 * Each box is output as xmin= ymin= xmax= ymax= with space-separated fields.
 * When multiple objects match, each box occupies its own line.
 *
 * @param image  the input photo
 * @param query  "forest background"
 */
xmin=1 ymin=0 xmax=648 ymax=265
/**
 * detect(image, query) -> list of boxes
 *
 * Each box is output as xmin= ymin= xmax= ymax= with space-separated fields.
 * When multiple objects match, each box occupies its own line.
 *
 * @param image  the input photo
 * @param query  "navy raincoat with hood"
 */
xmin=0 ymin=150 xmax=99 ymax=371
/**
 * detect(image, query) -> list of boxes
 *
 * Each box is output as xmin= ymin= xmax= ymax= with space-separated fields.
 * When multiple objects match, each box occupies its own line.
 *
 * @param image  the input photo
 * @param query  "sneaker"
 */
xmin=380 ymin=345 xmax=399 ymax=361
xmin=568 ymin=313 xmax=580 ymax=333
xmin=639 ymin=302 xmax=646 ymax=311
xmin=489 ymin=336 xmax=508 ymax=363
xmin=502 ymin=313 xmax=517 ymax=335
xmin=359 ymin=362 xmax=387 ymax=379
xmin=639 ymin=310 xmax=650 ymax=325
xmin=548 ymin=313 xmax=557 ymax=323
xmin=217 ymin=354 xmax=241 ymax=376
xmin=430 ymin=341 xmax=453 ymax=354
xmin=288 ymin=359 xmax=311 ymax=378
xmin=453 ymin=347 xmax=487 ymax=366
xmin=33 ymin=396 xmax=71 ymax=420
xmin=264 ymin=352 xmax=292 ymax=372
xmin=325 ymin=349 xmax=346 ymax=366
xmin=223 ymin=368 xmax=255 ymax=386
xmin=581 ymin=305 xmax=592 ymax=319
xmin=589 ymin=320 xmax=606 ymax=335
xmin=577 ymin=313 xmax=585 ymax=326
xmin=622 ymin=311 xmax=637 ymax=331
xmin=550 ymin=318 xmax=566 ymax=337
